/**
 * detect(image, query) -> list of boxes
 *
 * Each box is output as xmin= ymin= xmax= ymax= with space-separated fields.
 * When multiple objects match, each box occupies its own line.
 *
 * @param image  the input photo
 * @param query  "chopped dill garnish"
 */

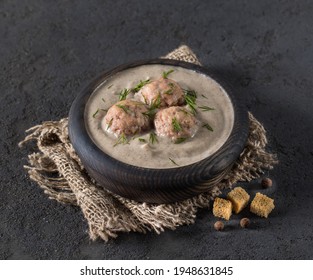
xmin=107 ymin=84 xmax=113 ymax=89
xmin=101 ymin=98 xmax=106 ymax=103
xmin=201 ymin=94 xmax=208 ymax=99
xmin=162 ymin=69 xmax=174 ymax=79
xmin=172 ymin=117 xmax=182 ymax=132
xmin=140 ymin=92 xmax=148 ymax=104
xmin=183 ymin=89 xmax=197 ymax=114
xmin=150 ymin=94 xmax=161 ymax=109
xmin=202 ymin=123 xmax=214 ymax=131
xmin=132 ymin=79 xmax=150 ymax=92
xmin=142 ymin=110 xmax=155 ymax=119
xmin=149 ymin=132 xmax=158 ymax=144
xmin=169 ymin=158 xmax=179 ymax=166
xmin=100 ymin=109 xmax=107 ymax=112
xmin=163 ymin=82 xmax=174 ymax=95
xmin=198 ymin=105 xmax=215 ymax=111
xmin=183 ymin=89 xmax=197 ymax=99
xmin=185 ymin=95 xmax=197 ymax=114
xmin=118 ymin=88 xmax=131 ymax=101
xmin=114 ymin=133 xmax=129 ymax=147
xmin=107 ymin=118 xmax=113 ymax=129
xmin=92 ymin=109 xmax=99 ymax=118
xmin=179 ymin=108 xmax=193 ymax=116
xmin=116 ymin=104 xmax=131 ymax=113
xmin=142 ymin=95 xmax=161 ymax=119
xmin=164 ymin=88 xmax=173 ymax=95
xmin=138 ymin=138 xmax=147 ymax=143
xmin=174 ymin=137 xmax=187 ymax=144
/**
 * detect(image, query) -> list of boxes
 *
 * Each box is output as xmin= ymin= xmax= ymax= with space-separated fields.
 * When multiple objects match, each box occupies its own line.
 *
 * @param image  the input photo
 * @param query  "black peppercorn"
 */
xmin=261 ymin=177 xmax=273 ymax=188
xmin=240 ymin=217 xmax=250 ymax=228
xmin=214 ymin=221 xmax=224 ymax=231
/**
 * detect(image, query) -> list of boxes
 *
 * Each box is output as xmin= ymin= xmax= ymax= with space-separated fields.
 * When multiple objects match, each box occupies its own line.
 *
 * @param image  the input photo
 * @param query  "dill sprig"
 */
xmin=174 ymin=137 xmax=187 ymax=144
xmin=132 ymin=79 xmax=150 ymax=92
xmin=184 ymin=89 xmax=197 ymax=99
xmin=101 ymin=98 xmax=106 ymax=103
xmin=92 ymin=109 xmax=99 ymax=118
xmin=140 ymin=92 xmax=148 ymax=104
xmin=142 ymin=94 xmax=161 ymax=119
xmin=164 ymin=88 xmax=173 ymax=95
xmin=93 ymin=108 xmax=107 ymax=117
xmin=201 ymin=94 xmax=208 ymax=99
xmin=163 ymin=82 xmax=174 ymax=95
xmin=179 ymin=108 xmax=193 ymax=116
xmin=169 ymin=158 xmax=179 ymax=166
xmin=202 ymin=123 xmax=214 ymax=131
xmin=142 ymin=110 xmax=155 ymax=119
xmin=118 ymin=88 xmax=131 ymax=101
xmin=138 ymin=138 xmax=147 ymax=143
xmin=184 ymin=95 xmax=197 ymax=114
xmin=116 ymin=104 xmax=131 ymax=114
xmin=162 ymin=69 xmax=174 ymax=79
xmin=198 ymin=105 xmax=215 ymax=111
xmin=107 ymin=118 xmax=113 ymax=129
xmin=114 ymin=133 xmax=129 ymax=147
xmin=183 ymin=89 xmax=197 ymax=114
xmin=172 ymin=117 xmax=182 ymax=132
xmin=149 ymin=132 xmax=158 ymax=144
xmin=150 ymin=94 xmax=161 ymax=109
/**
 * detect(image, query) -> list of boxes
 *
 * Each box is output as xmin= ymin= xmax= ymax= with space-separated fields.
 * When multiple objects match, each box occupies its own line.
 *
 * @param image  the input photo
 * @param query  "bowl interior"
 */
xmin=84 ymin=63 xmax=235 ymax=169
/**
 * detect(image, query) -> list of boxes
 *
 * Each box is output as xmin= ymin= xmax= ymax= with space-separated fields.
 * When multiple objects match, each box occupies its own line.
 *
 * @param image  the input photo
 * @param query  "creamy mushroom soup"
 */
xmin=85 ymin=64 xmax=234 ymax=169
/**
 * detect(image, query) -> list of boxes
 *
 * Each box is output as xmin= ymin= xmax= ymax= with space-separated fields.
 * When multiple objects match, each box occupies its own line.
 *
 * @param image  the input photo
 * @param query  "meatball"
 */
xmin=104 ymin=99 xmax=150 ymax=136
xmin=135 ymin=77 xmax=185 ymax=108
xmin=154 ymin=106 xmax=199 ymax=141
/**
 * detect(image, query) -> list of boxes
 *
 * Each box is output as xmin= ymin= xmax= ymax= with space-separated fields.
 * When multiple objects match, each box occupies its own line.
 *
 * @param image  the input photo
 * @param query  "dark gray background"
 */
xmin=1 ymin=0 xmax=313 ymax=259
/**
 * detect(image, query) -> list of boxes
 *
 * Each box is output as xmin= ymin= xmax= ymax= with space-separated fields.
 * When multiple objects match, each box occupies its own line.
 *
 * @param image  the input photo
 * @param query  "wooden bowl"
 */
xmin=68 ymin=59 xmax=249 ymax=204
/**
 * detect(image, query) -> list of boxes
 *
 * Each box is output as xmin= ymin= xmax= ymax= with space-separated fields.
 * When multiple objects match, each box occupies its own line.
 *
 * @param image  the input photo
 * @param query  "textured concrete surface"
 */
xmin=1 ymin=0 xmax=313 ymax=259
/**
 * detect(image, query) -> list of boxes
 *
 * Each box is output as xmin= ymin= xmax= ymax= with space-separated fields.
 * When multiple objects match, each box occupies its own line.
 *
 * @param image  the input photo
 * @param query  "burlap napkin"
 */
xmin=19 ymin=45 xmax=278 ymax=241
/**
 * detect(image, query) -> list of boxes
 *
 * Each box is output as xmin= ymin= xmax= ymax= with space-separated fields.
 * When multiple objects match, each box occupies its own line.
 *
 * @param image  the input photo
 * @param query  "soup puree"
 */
xmin=85 ymin=64 xmax=234 ymax=169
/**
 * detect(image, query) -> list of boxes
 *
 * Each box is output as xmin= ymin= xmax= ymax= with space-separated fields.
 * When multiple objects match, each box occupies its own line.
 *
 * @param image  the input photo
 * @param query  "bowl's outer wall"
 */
xmin=68 ymin=59 xmax=249 ymax=203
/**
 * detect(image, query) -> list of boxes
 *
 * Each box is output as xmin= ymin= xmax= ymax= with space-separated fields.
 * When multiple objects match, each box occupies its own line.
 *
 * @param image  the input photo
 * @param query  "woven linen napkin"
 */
xmin=19 ymin=45 xmax=278 ymax=241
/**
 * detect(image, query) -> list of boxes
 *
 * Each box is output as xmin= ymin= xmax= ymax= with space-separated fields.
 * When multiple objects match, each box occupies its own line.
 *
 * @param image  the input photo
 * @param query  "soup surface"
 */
xmin=85 ymin=64 xmax=234 ymax=169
